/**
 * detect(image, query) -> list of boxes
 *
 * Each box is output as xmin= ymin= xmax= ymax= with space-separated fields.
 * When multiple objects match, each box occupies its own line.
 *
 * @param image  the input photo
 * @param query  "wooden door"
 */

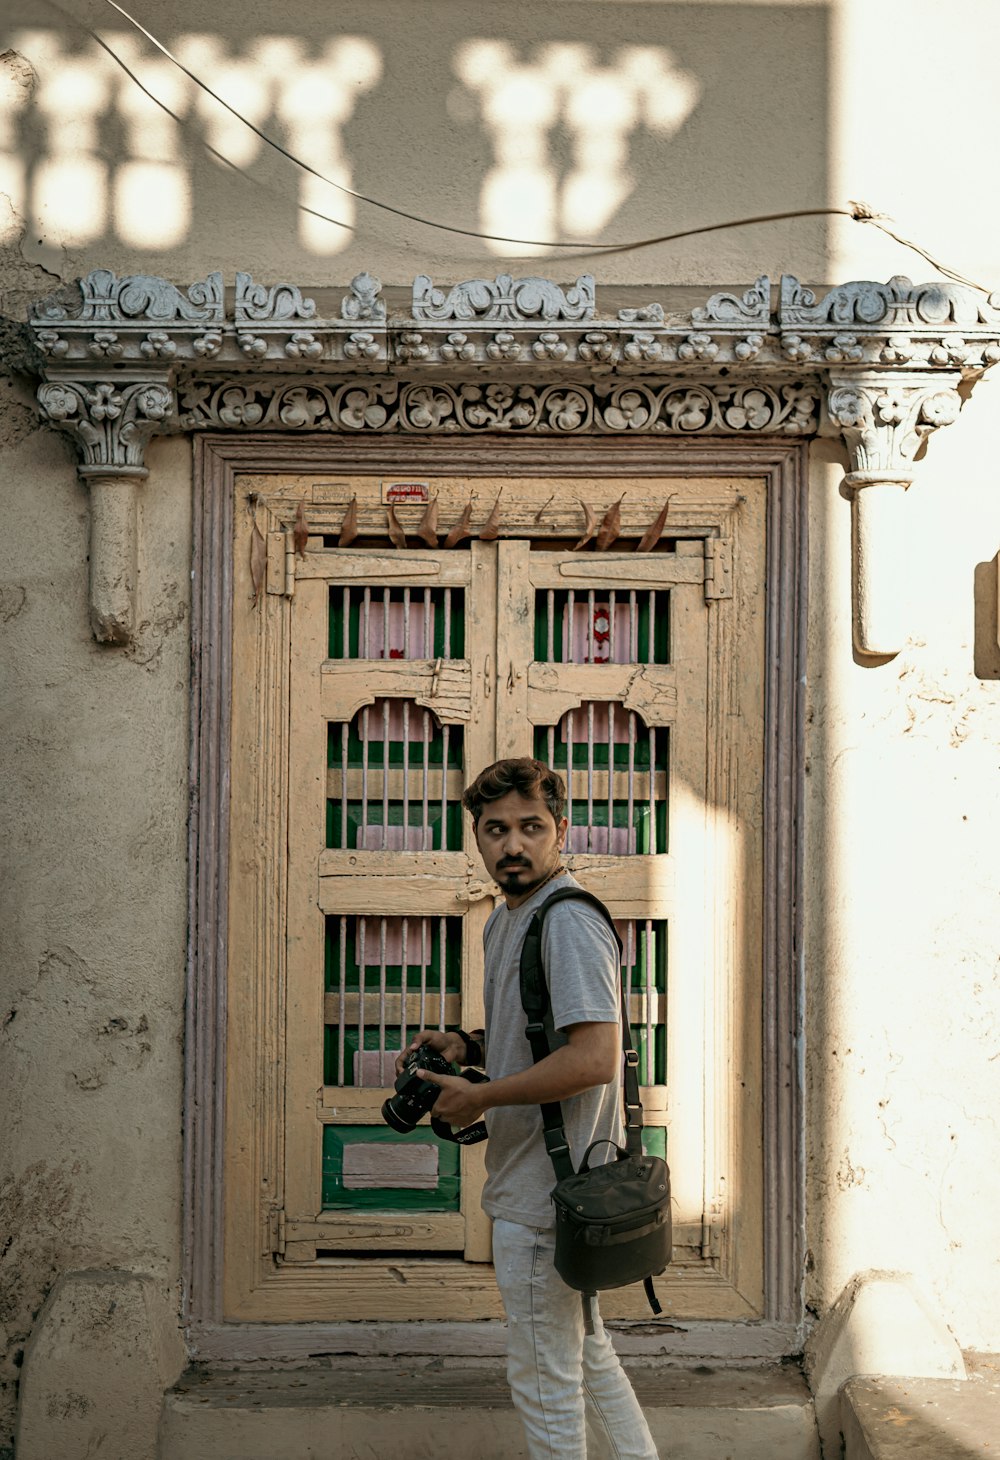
xmin=224 ymin=471 xmax=765 ymax=1324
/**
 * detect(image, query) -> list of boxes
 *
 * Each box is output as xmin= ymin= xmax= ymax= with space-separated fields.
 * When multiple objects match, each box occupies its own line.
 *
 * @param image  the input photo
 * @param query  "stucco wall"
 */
xmin=2 ymin=0 xmax=999 ymax=1448
xmin=804 ymin=396 xmax=1000 ymax=1347
xmin=0 ymin=408 xmax=190 ymax=1445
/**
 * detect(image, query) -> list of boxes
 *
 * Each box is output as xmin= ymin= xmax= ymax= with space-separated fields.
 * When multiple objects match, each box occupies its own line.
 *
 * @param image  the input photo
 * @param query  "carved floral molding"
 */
xmin=177 ymin=378 xmax=820 ymax=436
xmin=23 ymin=268 xmax=999 ymax=651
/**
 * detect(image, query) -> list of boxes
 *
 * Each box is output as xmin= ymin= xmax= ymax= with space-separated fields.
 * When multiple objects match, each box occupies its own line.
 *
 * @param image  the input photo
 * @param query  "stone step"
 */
xmin=842 ymin=1356 xmax=1000 ymax=1460
xmin=161 ymin=1359 xmax=820 ymax=1460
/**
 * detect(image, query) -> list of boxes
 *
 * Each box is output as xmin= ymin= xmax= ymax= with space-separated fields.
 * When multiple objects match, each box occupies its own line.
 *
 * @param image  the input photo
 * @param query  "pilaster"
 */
xmin=827 ymin=373 xmax=962 ymax=657
xmin=36 ymin=374 xmax=174 ymax=642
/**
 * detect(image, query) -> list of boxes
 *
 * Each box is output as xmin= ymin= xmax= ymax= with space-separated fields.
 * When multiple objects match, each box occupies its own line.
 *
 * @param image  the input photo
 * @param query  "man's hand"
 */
xmin=394 ymin=1028 xmax=465 ymax=1076
xmin=419 ymin=1069 xmax=490 ymax=1130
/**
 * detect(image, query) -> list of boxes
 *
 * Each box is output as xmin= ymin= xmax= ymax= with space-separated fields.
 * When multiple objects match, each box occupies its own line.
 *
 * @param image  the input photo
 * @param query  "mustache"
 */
xmin=498 ymin=858 xmax=531 ymax=870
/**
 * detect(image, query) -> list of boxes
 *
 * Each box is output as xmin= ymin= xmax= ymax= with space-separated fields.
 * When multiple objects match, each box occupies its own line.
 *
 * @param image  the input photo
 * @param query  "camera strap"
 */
xmin=429 ymin=1067 xmax=489 ymax=1145
xmin=519 ymin=886 xmax=642 ymax=1180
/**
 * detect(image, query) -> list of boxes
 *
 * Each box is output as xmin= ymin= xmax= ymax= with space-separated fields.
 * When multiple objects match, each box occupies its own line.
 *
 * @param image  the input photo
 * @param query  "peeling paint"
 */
xmin=0 ymin=1162 xmax=91 ymax=1448
xmin=0 ymin=586 xmax=26 ymax=622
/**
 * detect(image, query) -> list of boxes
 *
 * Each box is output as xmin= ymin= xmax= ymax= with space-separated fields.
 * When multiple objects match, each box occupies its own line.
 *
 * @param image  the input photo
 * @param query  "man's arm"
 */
xmin=421 ymin=1021 xmax=618 ymax=1129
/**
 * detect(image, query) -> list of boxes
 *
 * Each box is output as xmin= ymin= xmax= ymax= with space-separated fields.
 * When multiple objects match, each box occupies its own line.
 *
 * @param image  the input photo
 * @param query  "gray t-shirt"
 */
xmin=481 ymin=872 xmax=624 ymax=1228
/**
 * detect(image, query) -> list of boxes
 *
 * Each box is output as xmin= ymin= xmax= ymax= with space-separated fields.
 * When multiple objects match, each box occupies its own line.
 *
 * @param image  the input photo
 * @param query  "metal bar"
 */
xmin=440 ymin=724 xmax=449 ymax=849
xmin=400 ymin=917 xmax=409 ymax=1052
xmin=438 ymin=917 xmax=447 ymax=1030
xmin=382 ymin=587 xmax=390 ymax=663
xmin=403 ymin=587 xmax=411 ymax=659
xmin=382 ymin=699 xmax=390 ymax=848
xmin=546 ymin=589 xmax=554 ymax=664
xmin=340 ymin=722 xmax=348 ymax=850
xmin=609 ymin=589 xmax=616 ymax=663
xmin=586 ymin=699 xmax=595 ymax=853
xmin=357 ymin=917 xmax=367 ymax=1087
xmin=402 ymin=700 xmax=410 ymax=850
xmin=627 ymin=711 xmax=636 ymax=851
xmin=607 ymin=698 xmax=615 ymax=851
xmin=423 ymin=587 xmax=432 ymax=659
xmin=647 ymin=590 xmax=655 ymax=664
xmin=422 ymin=710 xmax=431 ymax=850
xmin=644 ymin=919 xmax=654 ymax=1078
xmin=566 ymin=709 xmax=575 ymax=848
xmin=629 ymin=590 xmax=638 ymax=661
xmin=624 ymin=922 xmax=634 ymax=1049
xmin=337 ymin=917 xmax=347 ymax=1086
xmin=443 ymin=588 xmax=451 ymax=658
xmin=587 ymin=590 xmax=595 ymax=664
xmin=568 ymin=589 xmax=576 ymax=663
xmin=361 ymin=593 xmax=371 ymax=845
xmin=378 ymin=917 xmax=387 ymax=1074
xmin=547 ymin=723 xmax=555 ymax=770
xmin=420 ymin=918 xmax=428 ymax=1032
xmin=360 ymin=707 xmax=370 ymax=845
xmin=342 ymin=585 xmax=350 ymax=659
xmin=648 ymin=726 xmax=657 ymax=854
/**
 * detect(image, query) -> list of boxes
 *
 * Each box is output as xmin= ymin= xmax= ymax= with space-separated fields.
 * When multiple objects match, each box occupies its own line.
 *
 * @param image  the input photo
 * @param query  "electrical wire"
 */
xmin=33 ymin=0 xmax=996 ymax=289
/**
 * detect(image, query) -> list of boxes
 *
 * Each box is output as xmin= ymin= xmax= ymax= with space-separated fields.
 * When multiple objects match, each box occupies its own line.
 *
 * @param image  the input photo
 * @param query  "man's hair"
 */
xmin=462 ymin=758 xmax=566 ymax=826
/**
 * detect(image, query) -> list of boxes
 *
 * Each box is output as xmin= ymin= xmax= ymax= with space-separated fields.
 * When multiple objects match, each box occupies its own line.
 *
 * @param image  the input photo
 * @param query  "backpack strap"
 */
xmin=518 ymin=887 xmax=645 ymax=1181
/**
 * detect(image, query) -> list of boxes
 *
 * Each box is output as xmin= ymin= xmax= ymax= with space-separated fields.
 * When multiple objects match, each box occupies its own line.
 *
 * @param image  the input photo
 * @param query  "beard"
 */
xmin=496 ymin=857 xmax=559 ymax=898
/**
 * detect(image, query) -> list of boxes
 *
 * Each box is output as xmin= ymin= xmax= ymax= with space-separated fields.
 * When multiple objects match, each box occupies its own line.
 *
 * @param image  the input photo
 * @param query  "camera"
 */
xmin=381 ymin=1044 xmax=454 ymax=1133
xmin=381 ymin=1044 xmax=489 ymax=1145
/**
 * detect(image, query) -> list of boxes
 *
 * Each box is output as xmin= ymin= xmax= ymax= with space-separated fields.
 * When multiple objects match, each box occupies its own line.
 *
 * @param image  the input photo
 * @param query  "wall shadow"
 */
xmin=2 ymin=1 xmax=829 ymax=283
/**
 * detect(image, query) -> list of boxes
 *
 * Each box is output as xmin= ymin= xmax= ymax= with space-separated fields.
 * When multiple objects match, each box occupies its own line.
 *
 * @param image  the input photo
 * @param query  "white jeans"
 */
xmin=492 ymin=1218 xmax=660 ymax=1460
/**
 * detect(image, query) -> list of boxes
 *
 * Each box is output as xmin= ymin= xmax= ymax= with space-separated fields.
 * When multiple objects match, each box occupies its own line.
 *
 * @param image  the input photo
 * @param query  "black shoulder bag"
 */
xmin=519 ymin=886 xmax=672 ymax=1332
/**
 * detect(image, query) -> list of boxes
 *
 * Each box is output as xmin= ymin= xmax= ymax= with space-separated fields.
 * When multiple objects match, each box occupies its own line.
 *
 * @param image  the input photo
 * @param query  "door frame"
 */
xmin=186 ymin=431 xmax=806 ymax=1361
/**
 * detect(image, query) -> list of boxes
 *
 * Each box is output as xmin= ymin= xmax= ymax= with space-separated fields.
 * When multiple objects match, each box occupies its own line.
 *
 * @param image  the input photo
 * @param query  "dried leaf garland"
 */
xmin=416 ymin=497 xmax=440 ymax=547
xmin=595 ymin=494 xmax=625 ymax=551
xmin=478 ymin=494 xmax=502 ymax=541
xmin=338 ymin=496 xmax=359 ymax=548
xmin=293 ymin=500 xmax=310 ymax=557
xmin=444 ymin=501 xmax=473 ymax=548
xmin=574 ymin=501 xmax=598 ymax=550
xmin=386 ymin=504 xmax=407 ymax=549
xmin=636 ymin=497 xmax=673 ymax=553
xmin=250 ymin=519 xmax=267 ymax=607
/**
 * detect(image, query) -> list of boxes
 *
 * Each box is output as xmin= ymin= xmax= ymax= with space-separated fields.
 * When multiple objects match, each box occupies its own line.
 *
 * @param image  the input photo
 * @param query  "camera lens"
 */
xmin=380 ymin=1096 xmax=419 ymax=1134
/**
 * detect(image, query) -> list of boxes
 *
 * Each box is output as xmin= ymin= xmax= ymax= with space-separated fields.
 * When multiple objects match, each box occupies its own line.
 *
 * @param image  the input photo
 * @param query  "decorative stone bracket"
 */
xmin=24 ymin=268 xmax=1000 ymax=650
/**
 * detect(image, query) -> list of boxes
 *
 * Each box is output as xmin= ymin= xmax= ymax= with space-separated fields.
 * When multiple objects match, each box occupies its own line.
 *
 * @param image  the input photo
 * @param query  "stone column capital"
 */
xmin=825 ymin=370 xmax=962 ymax=483
xmin=36 ymin=375 xmax=175 ymax=478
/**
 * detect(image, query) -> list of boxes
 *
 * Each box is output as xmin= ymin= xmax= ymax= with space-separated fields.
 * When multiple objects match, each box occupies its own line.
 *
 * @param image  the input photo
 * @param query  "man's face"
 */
xmin=474 ymin=789 xmax=568 ymax=907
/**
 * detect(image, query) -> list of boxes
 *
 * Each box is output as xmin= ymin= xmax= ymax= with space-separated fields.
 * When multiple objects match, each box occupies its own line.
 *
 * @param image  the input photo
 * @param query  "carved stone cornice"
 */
xmin=26 ymin=269 xmax=1000 ymax=381
xmin=22 ymin=268 xmax=998 ymax=653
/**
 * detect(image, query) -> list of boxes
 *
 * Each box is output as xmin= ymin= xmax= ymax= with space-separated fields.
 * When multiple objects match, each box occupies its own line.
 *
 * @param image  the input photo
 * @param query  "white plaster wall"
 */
xmin=0 ymin=5 xmax=998 ymax=1445
xmin=804 ymin=0 xmax=1000 ymax=1352
xmin=805 ymin=407 xmax=1000 ymax=1351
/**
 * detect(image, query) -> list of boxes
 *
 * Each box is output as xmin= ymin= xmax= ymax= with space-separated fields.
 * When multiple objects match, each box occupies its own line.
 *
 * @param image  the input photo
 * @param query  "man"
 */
xmin=400 ymin=757 xmax=659 ymax=1460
